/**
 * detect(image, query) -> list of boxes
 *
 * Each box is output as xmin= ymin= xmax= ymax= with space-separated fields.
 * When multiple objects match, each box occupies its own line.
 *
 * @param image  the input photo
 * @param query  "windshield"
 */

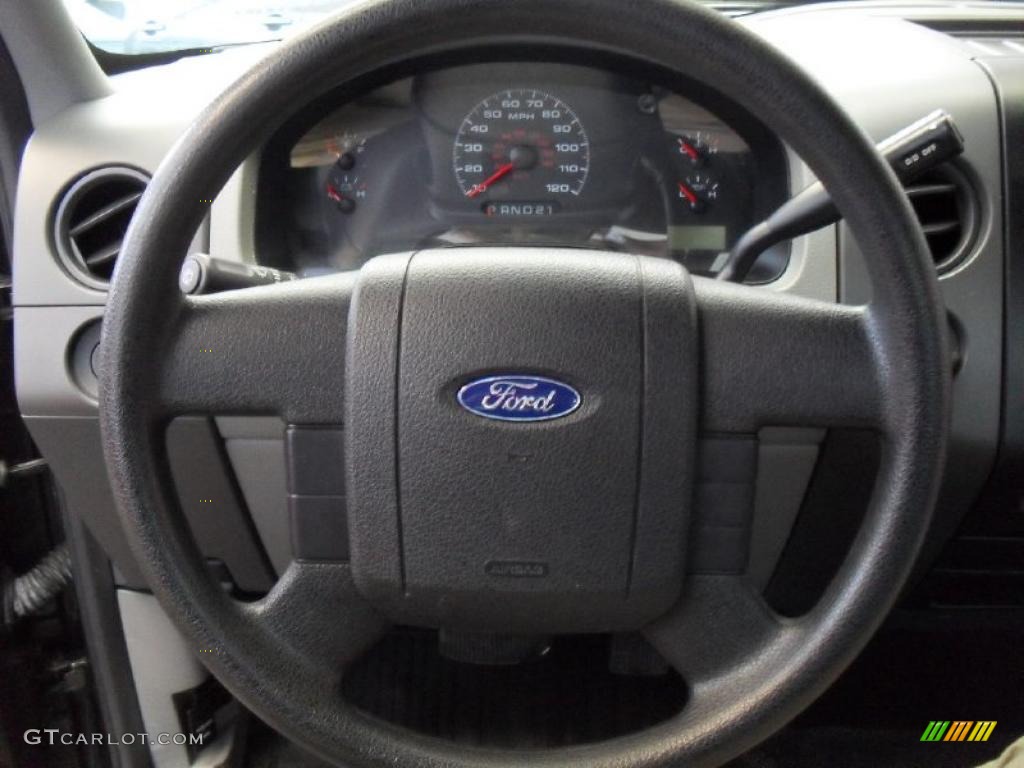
xmin=67 ymin=0 xmax=819 ymax=54
xmin=65 ymin=0 xmax=1021 ymax=55
xmin=64 ymin=0 xmax=361 ymax=55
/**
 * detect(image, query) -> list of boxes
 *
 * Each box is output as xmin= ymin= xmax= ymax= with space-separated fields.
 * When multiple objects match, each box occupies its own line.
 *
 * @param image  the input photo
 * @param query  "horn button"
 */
xmin=345 ymin=249 xmax=697 ymax=632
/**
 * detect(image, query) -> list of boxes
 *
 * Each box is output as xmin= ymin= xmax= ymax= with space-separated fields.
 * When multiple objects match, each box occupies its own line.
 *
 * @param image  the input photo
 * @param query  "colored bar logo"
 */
xmin=921 ymin=721 xmax=997 ymax=742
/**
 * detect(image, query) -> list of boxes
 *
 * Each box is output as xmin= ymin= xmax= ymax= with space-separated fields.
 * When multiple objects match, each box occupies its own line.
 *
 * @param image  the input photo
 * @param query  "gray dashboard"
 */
xmin=9 ymin=3 xmax=1012 ymax=595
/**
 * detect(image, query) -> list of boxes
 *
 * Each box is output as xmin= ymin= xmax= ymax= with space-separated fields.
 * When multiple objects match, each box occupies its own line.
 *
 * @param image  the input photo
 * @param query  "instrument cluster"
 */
xmin=256 ymin=63 xmax=790 ymax=281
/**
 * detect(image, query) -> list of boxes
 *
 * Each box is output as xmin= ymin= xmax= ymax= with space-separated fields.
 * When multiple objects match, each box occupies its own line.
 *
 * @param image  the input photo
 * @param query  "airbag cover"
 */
xmin=345 ymin=249 xmax=696 ymax=632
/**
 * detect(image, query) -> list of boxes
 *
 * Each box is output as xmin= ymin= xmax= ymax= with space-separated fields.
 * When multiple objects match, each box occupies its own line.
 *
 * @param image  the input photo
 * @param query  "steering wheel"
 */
xmin=99 ymin=0 xmax=949 ymax=765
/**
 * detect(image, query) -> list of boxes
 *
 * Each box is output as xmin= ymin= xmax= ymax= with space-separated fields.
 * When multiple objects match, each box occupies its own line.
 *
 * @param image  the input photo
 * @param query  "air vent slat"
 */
xmin=921 ymin=220 xmax=961 ymax=237
xmin=68 ymin=191 xmax=143 ymax=238
xmin=905 ymin=182 xmax=957 ymax=198
xmin=83 ymin=241 xmax=122 ymax=268
xmin=53 ymin=167 xmax=149 ymax=288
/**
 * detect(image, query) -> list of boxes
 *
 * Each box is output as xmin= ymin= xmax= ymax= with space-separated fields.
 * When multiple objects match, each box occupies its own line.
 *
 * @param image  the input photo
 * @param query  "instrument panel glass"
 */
xmin=257 ymin=63 xmax=789 ymax=281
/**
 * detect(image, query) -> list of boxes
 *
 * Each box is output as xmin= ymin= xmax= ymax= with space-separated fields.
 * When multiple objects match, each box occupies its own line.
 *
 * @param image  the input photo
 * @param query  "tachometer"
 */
xmin=453 ymin=90 xmax=589 ymax=207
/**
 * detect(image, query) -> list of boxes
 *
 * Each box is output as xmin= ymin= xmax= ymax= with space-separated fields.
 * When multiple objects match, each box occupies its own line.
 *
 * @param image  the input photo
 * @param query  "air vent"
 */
xmin=904 ymin=164 xmax=977 ymax=273
xmin=53 ymin=167 xmax=149 ymax=289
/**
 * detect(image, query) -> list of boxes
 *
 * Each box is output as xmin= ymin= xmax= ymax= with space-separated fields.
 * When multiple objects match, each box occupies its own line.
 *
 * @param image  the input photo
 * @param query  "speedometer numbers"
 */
xmin=453 ymin=90 xmax=589 ymax=215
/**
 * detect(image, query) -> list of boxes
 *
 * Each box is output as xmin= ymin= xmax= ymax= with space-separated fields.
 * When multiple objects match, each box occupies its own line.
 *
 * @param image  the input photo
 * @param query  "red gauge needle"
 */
xmin=466 ymin=162 xmax=515 ymax=199
xmin=677 ymin=139 xmax=701 ymax=163
xmin=677 ymin=182 xmax=699 ymax=206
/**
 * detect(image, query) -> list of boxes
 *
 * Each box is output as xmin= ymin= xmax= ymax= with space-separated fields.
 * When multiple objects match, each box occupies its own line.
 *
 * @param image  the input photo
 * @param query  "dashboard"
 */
xmin=255 ymin=63 xmax=789 ymax=281
xmin=5 ymin=2 xmax=1024 ymax=763
xmin=9 ymin=1 xmax=1016 ymax=609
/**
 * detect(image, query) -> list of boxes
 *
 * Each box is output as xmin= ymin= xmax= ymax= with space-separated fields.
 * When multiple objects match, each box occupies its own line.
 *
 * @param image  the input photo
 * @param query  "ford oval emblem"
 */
xmin=457 ymin=375 xmax=581 ymax=422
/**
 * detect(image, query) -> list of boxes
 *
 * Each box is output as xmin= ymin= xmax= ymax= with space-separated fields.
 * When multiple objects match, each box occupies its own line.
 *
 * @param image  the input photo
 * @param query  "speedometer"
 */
xmin=452 ymin=89 xmax=589 ymax=208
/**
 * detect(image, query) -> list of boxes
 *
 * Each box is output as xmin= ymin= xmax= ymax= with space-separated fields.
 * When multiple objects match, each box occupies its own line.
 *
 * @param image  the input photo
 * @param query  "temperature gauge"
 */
xmin=325 ymin=133 xmax=367 ymax=168
xmin=677 ymin=173 xmax=720 ymax=213
xmin=674 ymin=132 xmax=719 ymax=166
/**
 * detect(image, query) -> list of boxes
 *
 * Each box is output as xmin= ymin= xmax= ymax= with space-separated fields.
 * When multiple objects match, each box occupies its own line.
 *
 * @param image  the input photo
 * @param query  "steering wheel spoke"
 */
xmin=242 ymin=561 xmax=390 ymax=677
xmin=694 ymin=277 xmax=882 ymax=433
xmin=155 ymin=273 xmax=355 ymax=422
xmin=644 ymin=575 xmax=792 ymax=683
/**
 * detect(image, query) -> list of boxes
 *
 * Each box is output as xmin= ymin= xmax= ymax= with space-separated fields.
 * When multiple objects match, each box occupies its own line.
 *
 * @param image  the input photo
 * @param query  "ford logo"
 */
xmin=457 ymin=375 xmax=581 ymax=422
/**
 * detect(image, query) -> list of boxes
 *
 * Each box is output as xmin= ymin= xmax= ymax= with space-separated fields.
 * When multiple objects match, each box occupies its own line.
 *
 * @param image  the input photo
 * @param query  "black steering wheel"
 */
xmin=99 ymin=0 xmax=949 ymax=765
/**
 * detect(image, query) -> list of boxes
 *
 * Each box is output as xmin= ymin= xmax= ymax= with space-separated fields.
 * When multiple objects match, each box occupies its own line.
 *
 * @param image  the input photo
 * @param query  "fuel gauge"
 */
xmin=677 ymin=173 xmax=720 ymax=213
xmin=326 ymin=152 xmax=369 ymax=214
xmin=326 ymin=172 xmax=367 ymax=214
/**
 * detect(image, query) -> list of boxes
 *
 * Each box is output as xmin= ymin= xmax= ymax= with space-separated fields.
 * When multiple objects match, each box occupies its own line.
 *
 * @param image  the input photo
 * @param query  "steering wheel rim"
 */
xmin=99 ymin=0 xmax=949 ymax=766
